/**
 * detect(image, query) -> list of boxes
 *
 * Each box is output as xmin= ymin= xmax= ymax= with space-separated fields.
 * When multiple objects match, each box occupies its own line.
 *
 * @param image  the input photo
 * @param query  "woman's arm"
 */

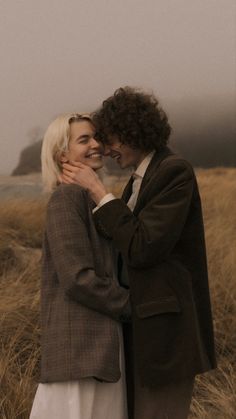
xmin=45 ymin=185 xmax=130 ymax=322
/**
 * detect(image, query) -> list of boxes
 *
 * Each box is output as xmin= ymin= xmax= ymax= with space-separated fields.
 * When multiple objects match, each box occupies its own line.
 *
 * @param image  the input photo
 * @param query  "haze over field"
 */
xmin=0 ymin=0 xmax=235 ymax=174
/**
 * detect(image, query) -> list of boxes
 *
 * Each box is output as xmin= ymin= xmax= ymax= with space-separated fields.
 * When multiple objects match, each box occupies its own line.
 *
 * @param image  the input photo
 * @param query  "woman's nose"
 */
xmin=90 ymin=137 xmax=100 ymax=147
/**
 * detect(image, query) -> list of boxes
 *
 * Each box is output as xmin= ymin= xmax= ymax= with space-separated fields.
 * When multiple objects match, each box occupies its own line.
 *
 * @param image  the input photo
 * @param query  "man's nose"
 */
xmin=103 ymin=144 xmax=111 ymax=156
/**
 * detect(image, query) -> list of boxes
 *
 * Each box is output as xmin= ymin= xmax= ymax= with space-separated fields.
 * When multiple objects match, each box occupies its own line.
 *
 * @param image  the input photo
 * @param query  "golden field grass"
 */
xmin=0 ymin=168 xmax=236 ymax=418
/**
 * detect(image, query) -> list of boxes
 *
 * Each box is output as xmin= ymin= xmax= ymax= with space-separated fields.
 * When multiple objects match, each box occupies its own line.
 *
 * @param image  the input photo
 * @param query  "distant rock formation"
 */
xmin=11 ymin=114 xmax=236 ymax=176
xmin=12 ymin=140 xmax=42 ymax=175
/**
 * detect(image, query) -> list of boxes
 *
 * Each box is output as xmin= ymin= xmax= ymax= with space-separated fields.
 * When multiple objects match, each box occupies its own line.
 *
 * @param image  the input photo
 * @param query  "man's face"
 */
xmin=104 ymin=135 xmax=147 ymax=169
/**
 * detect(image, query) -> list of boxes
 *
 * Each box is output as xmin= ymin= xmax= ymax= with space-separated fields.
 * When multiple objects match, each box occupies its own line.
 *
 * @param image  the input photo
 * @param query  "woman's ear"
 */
xmin=56 ymin=151 xmax=68 ymax=170
xmin=59 ymin=152 xmax=68 ymax=163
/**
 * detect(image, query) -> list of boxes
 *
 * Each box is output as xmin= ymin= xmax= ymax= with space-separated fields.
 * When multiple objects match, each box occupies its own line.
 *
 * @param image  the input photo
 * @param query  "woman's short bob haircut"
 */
xmin=41 ymin=113 xmax=92 ymax=192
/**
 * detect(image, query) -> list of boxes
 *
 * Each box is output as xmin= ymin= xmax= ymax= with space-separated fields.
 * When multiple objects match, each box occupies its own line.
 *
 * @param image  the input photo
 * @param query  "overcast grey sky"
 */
xmin=0 ymin=0 xmax=235 ymax=174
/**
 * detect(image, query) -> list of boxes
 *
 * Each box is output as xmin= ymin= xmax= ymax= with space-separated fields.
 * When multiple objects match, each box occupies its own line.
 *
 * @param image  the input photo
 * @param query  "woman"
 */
xmin=30 ymin=113 xmax=130 ymax=419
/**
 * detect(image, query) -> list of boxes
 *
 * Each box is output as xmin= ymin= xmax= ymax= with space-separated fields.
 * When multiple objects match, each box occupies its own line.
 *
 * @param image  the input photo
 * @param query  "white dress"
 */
xmin=30 ymin=325 xmax=128 ymax=419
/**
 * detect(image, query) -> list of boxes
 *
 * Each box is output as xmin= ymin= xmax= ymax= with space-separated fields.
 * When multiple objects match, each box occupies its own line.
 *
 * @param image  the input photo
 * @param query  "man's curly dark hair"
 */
xmin=93 ymin=87 xmax=172 ymax=152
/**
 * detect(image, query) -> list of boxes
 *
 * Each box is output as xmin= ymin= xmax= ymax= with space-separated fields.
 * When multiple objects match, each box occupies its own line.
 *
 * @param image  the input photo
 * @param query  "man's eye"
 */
xmin=94 ymin=132 xmax=101 ymax=141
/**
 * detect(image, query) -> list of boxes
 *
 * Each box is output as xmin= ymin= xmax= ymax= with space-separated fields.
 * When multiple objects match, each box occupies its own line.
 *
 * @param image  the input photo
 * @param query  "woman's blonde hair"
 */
xmin=41 ymin=113 xmax=92 ymax=192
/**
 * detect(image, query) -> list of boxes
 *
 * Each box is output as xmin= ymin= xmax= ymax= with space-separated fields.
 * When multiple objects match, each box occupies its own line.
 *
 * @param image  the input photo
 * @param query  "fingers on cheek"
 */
xmin=64 ymin=169 xmax=72 ymax=176
xmin=63 ymin=171 xmax=74 ymax=180
xmin=63 ymin=175 xmax=72 ymax=184
xmin=69 ymin=176 xmax=77 ymax=184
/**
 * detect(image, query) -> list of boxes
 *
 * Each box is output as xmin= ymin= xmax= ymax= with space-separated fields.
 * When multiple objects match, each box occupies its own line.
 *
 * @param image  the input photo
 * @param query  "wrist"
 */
xmin=90 ymin=184 xmax=107 ymax=204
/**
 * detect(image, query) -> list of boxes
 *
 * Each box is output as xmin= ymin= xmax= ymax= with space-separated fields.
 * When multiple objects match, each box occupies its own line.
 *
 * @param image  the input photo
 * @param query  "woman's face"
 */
xmin=62 ymin=120 xmax=103 ymax=170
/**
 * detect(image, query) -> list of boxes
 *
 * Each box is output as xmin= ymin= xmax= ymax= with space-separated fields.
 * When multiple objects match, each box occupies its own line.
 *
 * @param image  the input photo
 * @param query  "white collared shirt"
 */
xmin=93 ymin=151 xmax=155 ymax=213
xmin=126 ymin=151 xmax=155 ymax=211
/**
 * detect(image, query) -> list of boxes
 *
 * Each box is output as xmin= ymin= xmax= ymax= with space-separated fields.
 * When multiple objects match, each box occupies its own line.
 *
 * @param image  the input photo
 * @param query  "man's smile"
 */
xmin=110 ymin=152 xmax=121 ymax=162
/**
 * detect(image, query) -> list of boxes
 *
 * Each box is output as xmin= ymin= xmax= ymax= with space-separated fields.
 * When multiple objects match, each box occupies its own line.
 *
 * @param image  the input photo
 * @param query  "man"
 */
xmin=62 ymin=87 xmax=216 ymax=419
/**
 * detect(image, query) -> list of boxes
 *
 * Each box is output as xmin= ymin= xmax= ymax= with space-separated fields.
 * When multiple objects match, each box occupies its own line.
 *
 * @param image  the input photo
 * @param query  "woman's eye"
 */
xmin=78 ymin=138 xmax=88 ymax=144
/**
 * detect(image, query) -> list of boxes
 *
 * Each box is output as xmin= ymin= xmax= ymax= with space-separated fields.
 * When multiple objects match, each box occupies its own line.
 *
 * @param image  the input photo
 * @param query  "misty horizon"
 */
xmin=12 ymin=93 xmax=236 ymax=175
xmin=0 ymin=1 xmax=235 ymax=174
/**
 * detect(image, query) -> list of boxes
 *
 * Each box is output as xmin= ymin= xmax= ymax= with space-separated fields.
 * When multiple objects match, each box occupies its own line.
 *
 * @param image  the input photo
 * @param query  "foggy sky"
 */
xmin=0 ymin=0 xmax=235 ymax=174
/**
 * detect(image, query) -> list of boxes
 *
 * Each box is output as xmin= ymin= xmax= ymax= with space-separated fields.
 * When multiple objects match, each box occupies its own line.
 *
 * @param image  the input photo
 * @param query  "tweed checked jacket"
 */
xmin=93 ymin=147 xmax=217 ymax=387
xmin=40 ymin=183 xmax=130 ymax=383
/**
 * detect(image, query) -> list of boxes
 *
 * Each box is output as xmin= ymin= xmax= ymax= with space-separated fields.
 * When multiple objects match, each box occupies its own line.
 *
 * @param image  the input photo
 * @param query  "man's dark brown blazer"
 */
xmin=40 ymin=184 xmax=130 ymax=383
xmin=93 ymin=147 xmax=217 ymax=387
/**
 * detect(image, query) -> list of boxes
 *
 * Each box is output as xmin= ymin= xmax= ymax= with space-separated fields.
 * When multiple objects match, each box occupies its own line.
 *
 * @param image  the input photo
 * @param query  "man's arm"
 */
xmin=45 ymin=186 xmax=130 ymax=322
xmin=93 ymin=160 xmax=195 ymax=268
xmin=60 ymin=159 xmax=195 ymax=269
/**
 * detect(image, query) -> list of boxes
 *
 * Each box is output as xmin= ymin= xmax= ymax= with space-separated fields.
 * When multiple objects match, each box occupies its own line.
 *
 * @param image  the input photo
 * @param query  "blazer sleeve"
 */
xmin=45 ymin=186 xmax=130 ymax=322
xmin=93 ymin=160 xmax=194 ymax=268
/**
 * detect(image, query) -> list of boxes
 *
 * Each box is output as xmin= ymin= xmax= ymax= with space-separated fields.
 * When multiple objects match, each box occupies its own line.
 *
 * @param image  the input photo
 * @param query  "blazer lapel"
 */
xmin=121 ymin=146 xmax=174 ymax=209
xmin=134 ymin=146 xmax=174 ymax=212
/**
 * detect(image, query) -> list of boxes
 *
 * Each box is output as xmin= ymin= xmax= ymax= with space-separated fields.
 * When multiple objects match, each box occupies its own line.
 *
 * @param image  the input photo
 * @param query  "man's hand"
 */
xmin=61 ymin=162 xmax=107 ymax=204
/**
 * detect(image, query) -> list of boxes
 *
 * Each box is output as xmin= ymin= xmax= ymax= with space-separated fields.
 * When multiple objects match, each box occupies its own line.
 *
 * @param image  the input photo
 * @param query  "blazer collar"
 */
xmin=139 ymin=146 xmax=174 ymax=194
xmin=122 ymin=146 xmax=173 ymax=205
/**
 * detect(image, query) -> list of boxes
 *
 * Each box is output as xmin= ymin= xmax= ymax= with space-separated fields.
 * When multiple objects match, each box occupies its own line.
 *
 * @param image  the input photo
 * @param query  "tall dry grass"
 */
xmin=0 ymin=169 xmax=236 ymax=418
xmin=188 ymin=168 xmax=236 ymax=418
xmin=0 ymin=199 xmax=45 ymax=418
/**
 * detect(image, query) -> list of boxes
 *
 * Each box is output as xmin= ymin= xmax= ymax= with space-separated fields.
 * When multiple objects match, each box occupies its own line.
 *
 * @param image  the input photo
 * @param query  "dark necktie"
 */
xmin=122 ymin=175 xmax=135 ymax=203
xmin=118 ymin=175 xmax=135 ymax=287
